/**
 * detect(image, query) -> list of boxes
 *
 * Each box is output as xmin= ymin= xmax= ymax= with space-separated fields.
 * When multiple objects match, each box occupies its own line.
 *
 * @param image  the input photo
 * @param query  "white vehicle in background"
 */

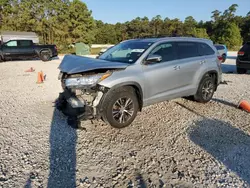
xmin=214 ymin=44 xmax=228 ymax=63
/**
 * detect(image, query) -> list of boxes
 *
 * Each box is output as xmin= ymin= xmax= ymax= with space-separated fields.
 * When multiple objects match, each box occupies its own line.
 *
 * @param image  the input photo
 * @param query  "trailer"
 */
xmin=0 ymin=31 xmax=39 ymax=44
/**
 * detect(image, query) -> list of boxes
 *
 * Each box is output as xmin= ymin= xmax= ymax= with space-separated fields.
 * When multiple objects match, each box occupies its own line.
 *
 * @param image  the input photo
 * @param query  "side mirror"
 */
xmin=145 ymin=54 xmax=162 ymax=64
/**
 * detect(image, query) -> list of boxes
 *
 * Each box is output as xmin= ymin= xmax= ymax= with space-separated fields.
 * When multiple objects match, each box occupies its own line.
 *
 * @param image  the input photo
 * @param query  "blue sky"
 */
xmin=83 ymin=0 xmax=250 ymax=23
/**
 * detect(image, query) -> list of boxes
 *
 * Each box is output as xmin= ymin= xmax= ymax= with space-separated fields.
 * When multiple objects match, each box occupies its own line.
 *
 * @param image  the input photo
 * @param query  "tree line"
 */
xmin=1 ymin=1 xmax=250 ymax=51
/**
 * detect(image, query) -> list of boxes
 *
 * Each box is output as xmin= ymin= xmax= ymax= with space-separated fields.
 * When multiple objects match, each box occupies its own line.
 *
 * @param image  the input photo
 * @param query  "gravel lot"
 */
xmin=0 ymin=52 xmax=250 ymax=188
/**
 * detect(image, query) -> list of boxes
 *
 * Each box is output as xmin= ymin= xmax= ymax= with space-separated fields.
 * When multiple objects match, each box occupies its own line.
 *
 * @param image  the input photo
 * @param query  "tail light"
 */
xmin=217 ymin=56 xmax=223 ymax=63
xmin=238 ymin=51 xmax=244 ymax=56
xmin=54 ymin=45 xmax=58 ymax=51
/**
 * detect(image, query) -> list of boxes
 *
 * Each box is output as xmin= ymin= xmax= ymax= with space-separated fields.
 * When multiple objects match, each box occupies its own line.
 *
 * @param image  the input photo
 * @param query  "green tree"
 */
xmin=94 ymin=21 xmax=117 ymax=44
xmin=222 ymin=4 xmax=238 ymax=20
xmin=162 ymin=18 xmax=184 ymax=36
xmin=241 ymin=15 xmax=250 ymax=43
xmin=150 ymin=15 xmax=163 ymax=35
xmin=115 ymin=22 xmax=128 ymax=42
xmin=184 ymin=16 xmax=198 ymax=36
xmin=216 ymin=22 xmax=242 ymax=49
xmin=68 ymin=0 xmax=95 ymax=44
xmin=211 ymin=10 xmax=221 ymax=22
xmin=191 ymin=28 xmax=209 ymax=39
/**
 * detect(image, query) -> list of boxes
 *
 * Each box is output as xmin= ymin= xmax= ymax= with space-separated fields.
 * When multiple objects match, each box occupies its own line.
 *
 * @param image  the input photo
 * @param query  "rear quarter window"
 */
xmin=176 ymin=42 xmax=199 ymax=59
xmin=199 ymin=43 xmax=215 ymax=56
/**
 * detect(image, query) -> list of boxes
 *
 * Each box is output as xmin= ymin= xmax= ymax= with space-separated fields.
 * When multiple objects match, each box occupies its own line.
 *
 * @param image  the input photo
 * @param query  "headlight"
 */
xmin=65 ymin=73 xmax=111 ymax=87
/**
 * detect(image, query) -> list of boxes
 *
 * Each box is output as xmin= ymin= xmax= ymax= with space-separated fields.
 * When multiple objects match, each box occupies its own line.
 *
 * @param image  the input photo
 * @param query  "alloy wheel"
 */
xmin=112 ymin=97 xmax=134 ymax=124
xmin=202 ymin=80 xmax=214 ymax=100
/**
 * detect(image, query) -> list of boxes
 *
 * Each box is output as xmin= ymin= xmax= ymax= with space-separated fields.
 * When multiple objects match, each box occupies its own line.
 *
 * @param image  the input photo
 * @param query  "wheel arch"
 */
xmin=200 ymin=70 xmax=219 ymax=91
xmin=101 ymin=81 xmax=143 ymax=111
xmin=38 ymin=48 xmax=52 ymax=57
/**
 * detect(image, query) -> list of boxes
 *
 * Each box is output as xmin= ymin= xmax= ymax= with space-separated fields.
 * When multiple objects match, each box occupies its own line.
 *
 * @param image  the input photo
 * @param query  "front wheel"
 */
xmin=101 ymin=86 xmax=139 ymax=128
xmin=194 ymin=75 xmax=215 ymax=103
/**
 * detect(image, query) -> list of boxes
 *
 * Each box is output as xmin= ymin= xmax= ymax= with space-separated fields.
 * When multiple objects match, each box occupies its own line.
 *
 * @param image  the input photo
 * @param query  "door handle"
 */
xmin=200 ymin=60 xmax=206 ymax=64
xmin=173 ymin=65 xmax=181 ymax=70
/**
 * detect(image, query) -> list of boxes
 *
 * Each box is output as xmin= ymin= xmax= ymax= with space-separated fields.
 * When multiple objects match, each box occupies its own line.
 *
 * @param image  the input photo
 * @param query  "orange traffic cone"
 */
xmin=40 ymin=71 xmax=44 ymax=82
xmin=36 ymin=72 xmax=43 ymax=84
xmin=238 ymin=100 xmax=250 ymax=113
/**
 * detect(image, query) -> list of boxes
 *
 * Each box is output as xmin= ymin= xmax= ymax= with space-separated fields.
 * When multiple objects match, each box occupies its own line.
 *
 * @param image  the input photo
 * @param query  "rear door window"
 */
xmin=19 ymin=40 xmax=32 ymax=47
xmin=176 ymin=42 xmax=199 ymax=59
xmin=199 ymin=43 xmax=215 ymax=56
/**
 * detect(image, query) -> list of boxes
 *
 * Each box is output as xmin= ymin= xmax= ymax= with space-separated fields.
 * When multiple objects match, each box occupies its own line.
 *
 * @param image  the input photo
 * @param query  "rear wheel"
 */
xmin=40 ymin=50 xmax=51 ymax=62
xmin=101 ymin=86 xmax=139 ymax=128
xmin=0 ymin=56 xmax=3 ymax=62
xmin=194 ymin=75 xmax=215 ymax=103
xmin=237 ymin=67 xmax=247 ymax=74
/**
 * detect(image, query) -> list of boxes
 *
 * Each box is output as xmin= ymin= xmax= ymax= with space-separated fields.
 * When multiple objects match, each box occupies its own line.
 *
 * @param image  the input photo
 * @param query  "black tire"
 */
xmin=237 ymin=67 xmax=247 ymax=74
xmin=101 ymin=86 xmax=139 ymax=128
xmin=67 ymin=116 xmax=80 ymax=129
xmin=40 ymin=50 xmax=51 ymax=62
xmin=183 ymin=96 xmax=194 ymax=101
xmin=0 ymin=55 xmax=3 ymax=62
xmin=222 ymin=54 xmax=226 ymax=63
xmin=194 ymin=75 xmax=216 ymax=103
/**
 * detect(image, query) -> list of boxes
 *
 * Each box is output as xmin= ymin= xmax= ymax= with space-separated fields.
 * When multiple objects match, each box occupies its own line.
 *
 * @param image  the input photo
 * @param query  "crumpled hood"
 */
xmin=59 ymin=55 xmax=130 ymax=74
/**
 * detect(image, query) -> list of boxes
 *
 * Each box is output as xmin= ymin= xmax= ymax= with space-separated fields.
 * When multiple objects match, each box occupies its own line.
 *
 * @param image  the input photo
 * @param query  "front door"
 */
xmin=143 ymin=42 xmax=183 ymax=105
xmin=2 ymin=40 xmax=19 ymax=59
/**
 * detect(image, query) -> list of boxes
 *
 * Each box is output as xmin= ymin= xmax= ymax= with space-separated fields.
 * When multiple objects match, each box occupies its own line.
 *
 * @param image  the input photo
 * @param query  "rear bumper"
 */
xmin=236 ymin=60 xmax=250 ymax=69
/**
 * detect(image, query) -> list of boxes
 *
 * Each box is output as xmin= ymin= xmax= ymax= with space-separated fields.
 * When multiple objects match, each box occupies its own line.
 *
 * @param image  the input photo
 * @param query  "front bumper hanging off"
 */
xmin=55 ymin=88 xmax=104 ymax=121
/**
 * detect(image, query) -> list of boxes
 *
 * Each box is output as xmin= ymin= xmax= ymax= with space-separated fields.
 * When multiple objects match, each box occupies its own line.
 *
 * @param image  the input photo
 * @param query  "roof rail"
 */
xmin=138 ymin=34 xmax=196 ymax=39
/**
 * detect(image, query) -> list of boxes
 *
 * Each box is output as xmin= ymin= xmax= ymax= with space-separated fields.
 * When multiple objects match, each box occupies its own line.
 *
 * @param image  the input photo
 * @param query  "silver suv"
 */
xmin=57 ymin=37 xmax=222 ymax=128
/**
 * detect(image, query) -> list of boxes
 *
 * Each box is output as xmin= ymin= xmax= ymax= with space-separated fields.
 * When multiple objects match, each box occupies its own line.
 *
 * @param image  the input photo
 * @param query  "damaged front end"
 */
xmin=56 ymin=55 xmax=130 ymax=125
xmin=56 ymin=71 xmax=110 ymax=122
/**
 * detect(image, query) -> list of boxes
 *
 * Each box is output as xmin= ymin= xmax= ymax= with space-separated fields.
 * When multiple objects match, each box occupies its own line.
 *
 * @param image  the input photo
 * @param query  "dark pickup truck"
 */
xmin=0 ymin=39 xmax=58 ymax=62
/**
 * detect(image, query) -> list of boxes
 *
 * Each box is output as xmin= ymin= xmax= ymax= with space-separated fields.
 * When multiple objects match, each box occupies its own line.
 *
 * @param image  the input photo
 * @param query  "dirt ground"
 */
xmin=0 ymin=52 xmax=250 ymax=188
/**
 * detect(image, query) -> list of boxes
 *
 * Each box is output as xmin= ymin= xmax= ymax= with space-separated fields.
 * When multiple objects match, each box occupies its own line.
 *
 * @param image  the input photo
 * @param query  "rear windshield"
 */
xmin=214 ymin=45 xmax=225 ymax=50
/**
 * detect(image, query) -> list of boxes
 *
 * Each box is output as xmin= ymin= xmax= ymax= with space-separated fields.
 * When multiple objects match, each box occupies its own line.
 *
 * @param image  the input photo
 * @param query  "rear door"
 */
xmin=199 ymin=42 xmax=220 ymax=73
xmin=17 ymin=40 xmax=35 ymax=57
xmin=238 ymin=43 xmax=250 ymax=62
xmin=1 ymin=40 xmax=19 ymax=58
xmin=175 ymin=42 xmax=205 ymax=90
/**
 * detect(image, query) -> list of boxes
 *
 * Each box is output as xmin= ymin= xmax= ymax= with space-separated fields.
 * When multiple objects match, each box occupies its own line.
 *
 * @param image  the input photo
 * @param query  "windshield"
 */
xmin=98 ymin=40 xmax=153 ymax=63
